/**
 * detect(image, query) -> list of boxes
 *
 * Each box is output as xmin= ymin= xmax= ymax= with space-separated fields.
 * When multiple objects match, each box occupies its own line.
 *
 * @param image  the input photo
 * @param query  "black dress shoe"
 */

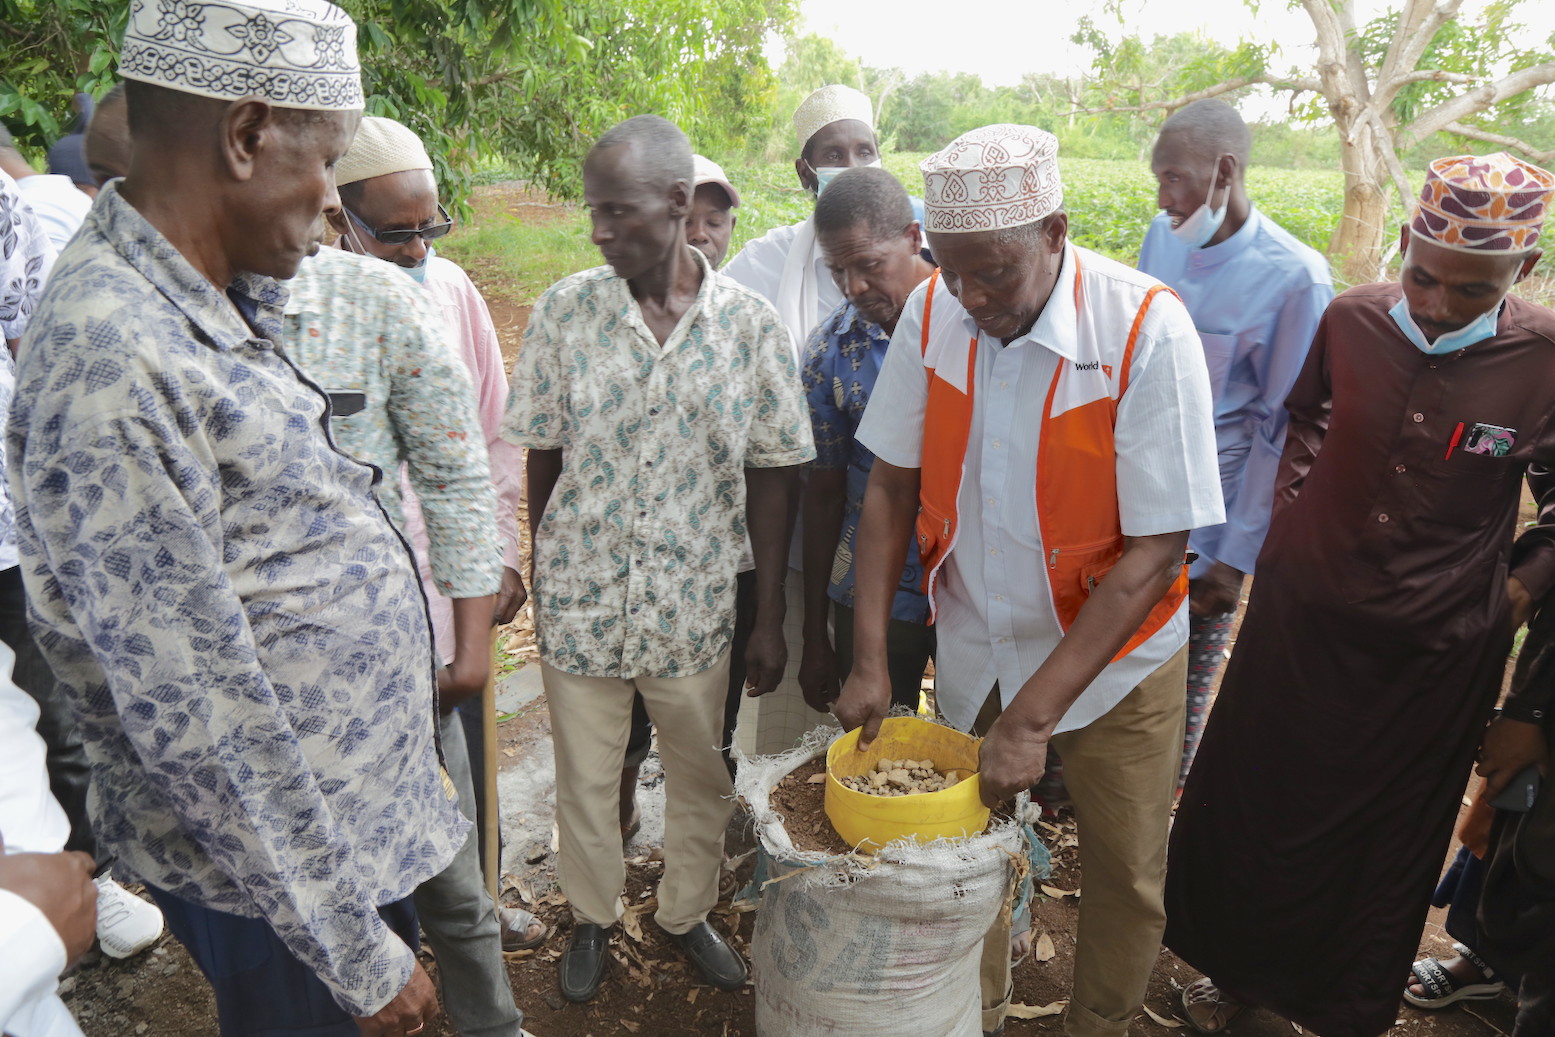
xmin=559 ymin=922 xmax=610 ymax=1002
xmin=666 ymin=920 xmax=748 ymax=991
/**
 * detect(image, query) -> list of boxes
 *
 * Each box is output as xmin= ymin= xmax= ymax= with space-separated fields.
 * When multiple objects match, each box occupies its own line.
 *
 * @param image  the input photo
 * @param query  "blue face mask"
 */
xmin=1169 ymin=157 xmax=1228 ymax=250
xmin=1387 ymin=295 xmax=1501 ymax=355
xmin=810 ymin=158 xmax=883 ymax=197
xmin=401 ymin=245 xmax=435 ymax=285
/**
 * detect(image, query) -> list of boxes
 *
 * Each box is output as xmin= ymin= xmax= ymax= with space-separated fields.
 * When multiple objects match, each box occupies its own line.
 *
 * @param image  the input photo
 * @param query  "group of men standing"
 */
xmin=3 ymin=1 xmax=1554 ymax=1036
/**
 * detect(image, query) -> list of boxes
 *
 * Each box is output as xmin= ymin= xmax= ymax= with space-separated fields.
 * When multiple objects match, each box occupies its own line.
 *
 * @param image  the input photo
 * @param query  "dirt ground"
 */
xmin=56 ymin=184 xmax=1530 ymax=1037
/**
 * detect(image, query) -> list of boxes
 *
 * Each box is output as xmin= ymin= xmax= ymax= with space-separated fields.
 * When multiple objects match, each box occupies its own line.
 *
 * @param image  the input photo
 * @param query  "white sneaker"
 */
xmin=95 ymin=873 xmax=164 ymax=958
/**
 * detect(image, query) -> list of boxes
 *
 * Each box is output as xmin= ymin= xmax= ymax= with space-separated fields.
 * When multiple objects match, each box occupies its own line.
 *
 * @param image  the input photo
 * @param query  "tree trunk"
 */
xmin=1328 ymin=126 xmax=1392 ymax=287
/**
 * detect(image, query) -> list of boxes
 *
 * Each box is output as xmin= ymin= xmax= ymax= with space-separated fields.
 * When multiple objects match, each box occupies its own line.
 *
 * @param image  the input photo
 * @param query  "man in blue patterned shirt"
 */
xmin=798 ymin=167 xmax=937 ymax=716
xmin=5 ymin=3 xmax=467 ymax=1035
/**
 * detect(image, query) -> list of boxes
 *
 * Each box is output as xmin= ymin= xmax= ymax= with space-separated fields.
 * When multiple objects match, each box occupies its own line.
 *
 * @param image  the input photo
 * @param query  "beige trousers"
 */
xmin=542 ymin=653 xmax=735 ymax=935
xmin=977 ymin=647 xmax=1187 ymax=1037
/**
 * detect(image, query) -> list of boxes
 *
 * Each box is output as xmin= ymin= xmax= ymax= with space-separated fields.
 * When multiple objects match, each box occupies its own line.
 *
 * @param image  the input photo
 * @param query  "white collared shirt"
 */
xmin=858 ymin=243 xmax=1222 ymax=733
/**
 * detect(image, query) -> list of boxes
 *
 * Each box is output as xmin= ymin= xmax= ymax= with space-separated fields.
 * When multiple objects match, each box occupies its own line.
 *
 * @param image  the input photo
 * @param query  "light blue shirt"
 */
xmin=1137 ymin=208 xmax=1333 ymax=576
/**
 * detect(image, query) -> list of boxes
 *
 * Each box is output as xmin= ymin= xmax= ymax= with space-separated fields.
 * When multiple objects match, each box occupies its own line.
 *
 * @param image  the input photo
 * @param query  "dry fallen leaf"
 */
xmin=501 ymin=746 xmax=517 ymax=758
xmin=806 ymin=773 xmax=828 ymax=784
xmin=620 ymin=1021 xmax=640 ymax=1033
xmin=1008 ymin=1000 xmax=1067 ymax=1019
xmin=1041 ymin=884 xmax=1079 ymax=899
xmin=687 ymin=988 xmax=701 ymax=1005
xmin=1033 ymin=932 xmax=1056 ymax=961
xmin=1141 ymin=1005 xmax=1185 ymax=1028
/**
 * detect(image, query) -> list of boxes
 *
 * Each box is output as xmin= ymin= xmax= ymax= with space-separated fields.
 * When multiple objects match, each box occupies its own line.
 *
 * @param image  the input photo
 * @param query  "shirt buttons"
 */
xmin=1412 ymin=412 xmax=1425 ymax=423
xmin=1395 ymin=464 xmax=1407 ymax=474
xmin=986 ymin=497 xmax=997 ymax=506
xmin=999 ymin=380 xmax=1009 ymax=389
xmin=1378 ymin=513 xmax=1390 ymax=523
xmin=994 ymin=594 xmax=1005 ymax=602
xmin=992 ymin=439 xmax=1003 ymax=449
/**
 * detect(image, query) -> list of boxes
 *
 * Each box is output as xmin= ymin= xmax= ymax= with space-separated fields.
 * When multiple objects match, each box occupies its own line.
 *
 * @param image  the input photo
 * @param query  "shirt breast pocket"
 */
xmin=1414 ymin=456 xmax=1519 ymax=529
xmin=1198 ymin=332 xmax=1239 ymax=397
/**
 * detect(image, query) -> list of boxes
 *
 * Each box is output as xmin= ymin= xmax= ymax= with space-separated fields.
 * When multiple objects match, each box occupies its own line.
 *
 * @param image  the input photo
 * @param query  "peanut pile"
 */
xmin=837 ymin=758 xmax=970 ymax=796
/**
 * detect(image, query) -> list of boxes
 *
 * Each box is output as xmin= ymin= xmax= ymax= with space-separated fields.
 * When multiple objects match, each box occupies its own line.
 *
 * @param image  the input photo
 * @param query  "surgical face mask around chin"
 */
xmin=401 ymin=245 xmax=434 ymax=285
xmin=812 ymin=158 xmax=883 ymax=196
xmin=1170 ymin=160 xmax=1228 ymax=249
xmin=1388 ymin=295 xmax=1501 ymax=355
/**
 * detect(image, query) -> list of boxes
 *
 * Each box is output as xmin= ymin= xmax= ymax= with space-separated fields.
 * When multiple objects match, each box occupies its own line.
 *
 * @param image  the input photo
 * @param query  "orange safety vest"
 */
xmin=915 ymin=255 xmax=1188 ymax=662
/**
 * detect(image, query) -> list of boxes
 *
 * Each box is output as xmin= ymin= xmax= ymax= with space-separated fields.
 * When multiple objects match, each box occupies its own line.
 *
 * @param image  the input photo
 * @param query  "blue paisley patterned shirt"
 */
xmin=502 ymin=249 xmax=815 ymax=678
xmin=801 ymin=301 xmax=929 ymax=622
xmin=6 ymin=184 xmax=467 ymax=1016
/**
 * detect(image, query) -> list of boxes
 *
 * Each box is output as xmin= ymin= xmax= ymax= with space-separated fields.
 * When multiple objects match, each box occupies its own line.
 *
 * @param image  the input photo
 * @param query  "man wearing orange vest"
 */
xmin=834 ymin=125 xmax=1223 ymax=1037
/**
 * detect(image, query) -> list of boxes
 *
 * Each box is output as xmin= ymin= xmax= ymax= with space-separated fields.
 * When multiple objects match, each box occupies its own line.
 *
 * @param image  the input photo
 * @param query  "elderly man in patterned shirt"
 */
xmin=280 ymin=119 xmax=526 ymax=1037
xmin=505 ymin=115 xmax=813 ymax=1004
xmin=4 ymin=2 xmax=469 ymax=1035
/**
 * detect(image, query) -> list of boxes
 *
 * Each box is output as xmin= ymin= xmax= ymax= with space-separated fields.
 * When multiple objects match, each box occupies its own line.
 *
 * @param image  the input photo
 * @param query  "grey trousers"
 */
xmin=414 ymin=714 xmax=522 ymax=1037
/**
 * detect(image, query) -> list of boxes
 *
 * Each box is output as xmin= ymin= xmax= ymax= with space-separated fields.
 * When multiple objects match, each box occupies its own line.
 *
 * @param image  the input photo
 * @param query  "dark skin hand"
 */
xmin=745 ymin=465 xmax=802 ymax=696
xmin=353 ymin=959 xmax=440 ymax=1037
xmin=1477 ymin=715 xmax=1548 ymax=802
xmin=0 ymin=835 xmax=97 ymax=965
xmin=1188 ymin=560 xmax=1244 ymax=618
xmin=493 ymin=566 xmax=527 ymax=625
xmin=525 ymin=448 xmax=564 ymax=589
xmin=799 ymin=468 xmax=848 ymax=712
xmin=437 ymin=594 xmax=497 ymax=712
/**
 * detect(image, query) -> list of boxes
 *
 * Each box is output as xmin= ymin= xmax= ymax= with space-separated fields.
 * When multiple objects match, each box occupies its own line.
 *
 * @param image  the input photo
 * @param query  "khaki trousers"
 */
xmin=542 ymin=653 xmax=736 ymax=934
xmin=976 ymin=647 xmax=1187 ymax=1037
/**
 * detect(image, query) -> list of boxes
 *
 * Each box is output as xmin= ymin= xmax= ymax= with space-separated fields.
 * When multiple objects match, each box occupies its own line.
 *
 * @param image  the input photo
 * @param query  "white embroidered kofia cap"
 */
xmin=920 ymin=124 xmax=1064 ymax=234
xmin=336 ymin=116 xmax=432 ymax=186
xmin=793 ymin=84 xmax=874 ymax=147
xmin=119 ymin=0 xmax=363 ymax=111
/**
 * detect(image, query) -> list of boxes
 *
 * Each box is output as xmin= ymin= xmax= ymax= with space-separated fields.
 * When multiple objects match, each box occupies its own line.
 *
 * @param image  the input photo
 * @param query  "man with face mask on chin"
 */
xmin=1136 ymin=100 xmax=1333 ymax=793
xmin=284 ymin=116 xmax=534 ymax=1037
xmin=1166 ymin=153 xmax=1555 ymax=1037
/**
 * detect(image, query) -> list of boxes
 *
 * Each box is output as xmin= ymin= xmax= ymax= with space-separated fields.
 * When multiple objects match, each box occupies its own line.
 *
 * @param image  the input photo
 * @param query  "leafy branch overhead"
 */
xmin=1067 ymin=0 xmax=1555 ymax=283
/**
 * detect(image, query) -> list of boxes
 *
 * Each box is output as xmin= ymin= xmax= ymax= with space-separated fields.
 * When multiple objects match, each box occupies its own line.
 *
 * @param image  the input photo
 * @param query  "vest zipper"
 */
xmin=1049 ymin=548 xmax=1060 ymax=568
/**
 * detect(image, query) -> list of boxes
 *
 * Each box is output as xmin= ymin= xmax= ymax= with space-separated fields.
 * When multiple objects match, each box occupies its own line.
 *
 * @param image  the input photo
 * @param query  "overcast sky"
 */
xmin=787 ymin=0 xmax=1555 ymax=120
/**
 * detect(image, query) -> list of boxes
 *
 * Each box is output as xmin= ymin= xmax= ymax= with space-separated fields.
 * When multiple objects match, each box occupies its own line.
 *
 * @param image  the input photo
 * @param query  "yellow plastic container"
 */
xmin=824 ymin=716 xmax=990 ymax=853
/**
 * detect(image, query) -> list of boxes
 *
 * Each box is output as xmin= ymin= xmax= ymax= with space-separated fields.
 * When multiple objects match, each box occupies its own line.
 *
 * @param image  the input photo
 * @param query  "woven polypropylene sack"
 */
xmin=735 ymin=727 xmax=1024 ymax=1037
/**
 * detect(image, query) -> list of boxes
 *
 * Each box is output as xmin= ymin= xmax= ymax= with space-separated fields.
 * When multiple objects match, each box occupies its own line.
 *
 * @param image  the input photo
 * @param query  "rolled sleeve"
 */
xmin=745 ymin=317 xmax=815 ymax=469
xmin=856 ymin=287 xmax=930 ymax=470
xmin=1115 ymin=295 xmax=1226 ymax=536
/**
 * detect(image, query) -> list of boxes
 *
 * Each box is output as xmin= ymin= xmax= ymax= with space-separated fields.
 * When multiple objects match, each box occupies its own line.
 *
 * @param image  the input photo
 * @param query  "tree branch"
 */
xmin=1375 ymin=0 xmax=1466 ymax=107
xmin=1065 ymin=74 xmax=1320 ymax=115
xmin=1400 ymin=62 xmax=1555 ymax=146
xmin=1442 ymin=121 xmax=1555 ymax=164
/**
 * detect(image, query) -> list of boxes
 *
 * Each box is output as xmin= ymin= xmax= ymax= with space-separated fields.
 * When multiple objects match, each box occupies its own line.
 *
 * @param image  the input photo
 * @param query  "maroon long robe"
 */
xmin=1165 ymin=285 xmax=1555 ymax=1037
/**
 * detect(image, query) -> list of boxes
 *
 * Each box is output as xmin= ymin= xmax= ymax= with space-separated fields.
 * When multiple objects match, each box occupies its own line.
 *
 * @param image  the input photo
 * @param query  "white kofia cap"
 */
xmin=793 ymin=84 xmax=874 ymax=147
xmin=119 ymin=0 xmax=363 ymax=112
xmin=336 ymin=116 xmax=433 ymax=186
xmin=920 ymin=124 xmax=1063 ymax=234
xmin=692 ymin=154 xmax=740 ymax=208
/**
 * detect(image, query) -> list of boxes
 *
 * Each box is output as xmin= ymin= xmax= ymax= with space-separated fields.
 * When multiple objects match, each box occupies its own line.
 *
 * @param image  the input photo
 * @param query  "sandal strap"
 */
xmin=1410 ymin=958 xmax=1455 ymax=1000
xmin=1451 ymin=942 xmax=1496 ymax=981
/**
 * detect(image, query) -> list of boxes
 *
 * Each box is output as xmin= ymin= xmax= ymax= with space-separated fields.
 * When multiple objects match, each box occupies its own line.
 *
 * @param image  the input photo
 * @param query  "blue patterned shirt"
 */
xmin=502 ymin=250 xmax=815 ymax=678
xmin=6 ymin=184 xmax=467 ymax=1016
xmin=802 ymin=301 xmax=929 ymax=622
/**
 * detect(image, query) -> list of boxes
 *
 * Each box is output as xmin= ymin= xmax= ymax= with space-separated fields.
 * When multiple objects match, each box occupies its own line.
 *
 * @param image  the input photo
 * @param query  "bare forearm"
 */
xmin=525 ymin=449 xmax=563 ymax=550
xmin=1003 ymin=531 xmax=1188 ymax=737
xmin=745 ymin=465 xmax=800 ymax=617
xmin=851 ymin=461 xmax=920 ymax=675
xmin=438 ymin=594 xmax=496 ymax=709
xmin=801 ymin=470 xmax=847 ymax=639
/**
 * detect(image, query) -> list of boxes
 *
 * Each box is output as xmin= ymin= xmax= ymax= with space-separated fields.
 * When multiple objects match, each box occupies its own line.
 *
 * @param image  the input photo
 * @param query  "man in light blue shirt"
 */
xmin=1137 ymin=99 xmax=1333 ymax=790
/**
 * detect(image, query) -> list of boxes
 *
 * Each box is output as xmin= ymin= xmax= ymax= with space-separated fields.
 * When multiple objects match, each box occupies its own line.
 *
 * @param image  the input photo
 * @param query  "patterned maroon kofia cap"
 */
xmin=1410 ymin=152 xmax=1553 ymax=253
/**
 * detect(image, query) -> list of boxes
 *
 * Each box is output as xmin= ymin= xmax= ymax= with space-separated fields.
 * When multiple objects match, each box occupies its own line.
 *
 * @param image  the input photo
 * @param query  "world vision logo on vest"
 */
xmin=1073 ymin=360 xmax=1113 ymax=377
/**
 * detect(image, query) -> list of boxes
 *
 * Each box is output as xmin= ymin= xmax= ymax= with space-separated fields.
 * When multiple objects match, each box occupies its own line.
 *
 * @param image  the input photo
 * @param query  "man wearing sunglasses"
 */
xmin=280 ymin=117 xmax=532 ymax=1037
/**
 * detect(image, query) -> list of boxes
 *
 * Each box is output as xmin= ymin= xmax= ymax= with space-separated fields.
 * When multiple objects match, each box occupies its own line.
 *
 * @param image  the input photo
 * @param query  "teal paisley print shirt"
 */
xmin=6 ymin=184 xmax=467 ymax=1016
xmin=502 ymin=249 xmax=814 ymax=679
xmin=283 ymin=246 xmax=503 ymax=600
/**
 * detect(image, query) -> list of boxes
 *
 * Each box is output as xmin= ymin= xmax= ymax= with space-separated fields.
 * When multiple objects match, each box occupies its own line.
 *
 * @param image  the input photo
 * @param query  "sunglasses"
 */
xmin=343 ymin=203 xmax=454 ymax=245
